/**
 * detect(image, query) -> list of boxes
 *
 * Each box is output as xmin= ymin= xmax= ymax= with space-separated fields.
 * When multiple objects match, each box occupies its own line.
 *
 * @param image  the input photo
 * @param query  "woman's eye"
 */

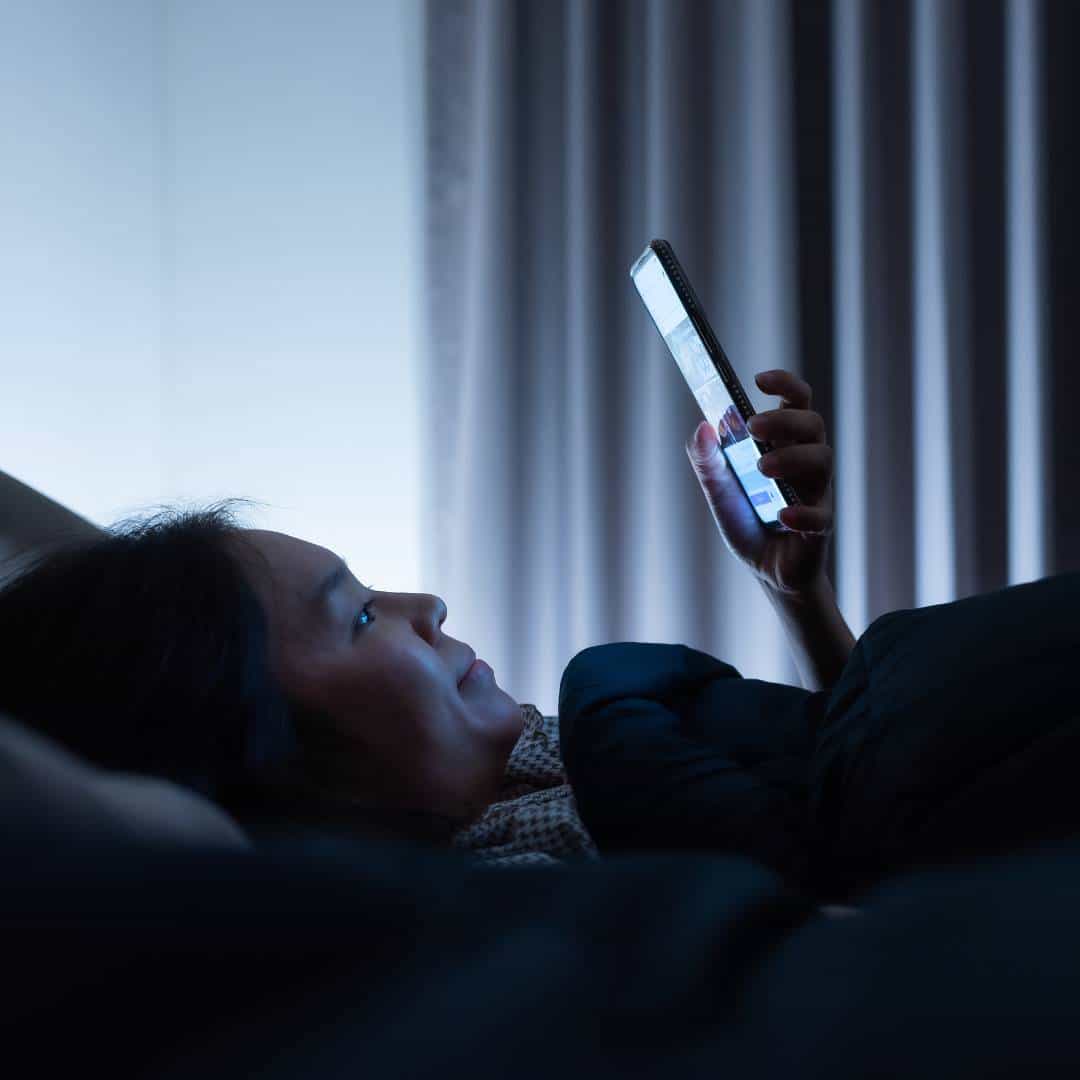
xmin=352 ymin=601 xmax=375 ymax=636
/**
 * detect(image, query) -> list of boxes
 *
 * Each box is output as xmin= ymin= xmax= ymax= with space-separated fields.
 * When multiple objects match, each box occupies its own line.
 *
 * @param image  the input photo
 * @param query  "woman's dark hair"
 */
xmin=0 ymin=504 xmax=297 ymax=818
xmin=0 ymin=505 xmax=466 ymax=844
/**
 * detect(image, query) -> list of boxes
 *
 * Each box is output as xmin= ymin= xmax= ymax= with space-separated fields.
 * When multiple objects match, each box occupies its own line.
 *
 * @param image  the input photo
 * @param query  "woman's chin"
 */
xmin=470 ymin=693 xmax=524 ymax=745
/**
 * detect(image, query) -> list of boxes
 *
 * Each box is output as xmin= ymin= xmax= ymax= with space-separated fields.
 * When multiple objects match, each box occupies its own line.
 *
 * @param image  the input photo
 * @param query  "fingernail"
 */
xmin=746 ymin=416 xmax=761 ymax=435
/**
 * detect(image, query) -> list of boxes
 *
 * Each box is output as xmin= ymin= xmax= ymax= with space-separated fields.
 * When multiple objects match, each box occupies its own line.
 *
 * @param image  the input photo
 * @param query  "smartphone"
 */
xmin=630 ymin=239 xmax=800 ymax=530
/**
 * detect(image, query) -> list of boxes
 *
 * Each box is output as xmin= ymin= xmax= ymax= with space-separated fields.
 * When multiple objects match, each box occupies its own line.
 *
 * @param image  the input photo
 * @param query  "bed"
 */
xmin=4 ymin=469 xmax=1080 ymax=1075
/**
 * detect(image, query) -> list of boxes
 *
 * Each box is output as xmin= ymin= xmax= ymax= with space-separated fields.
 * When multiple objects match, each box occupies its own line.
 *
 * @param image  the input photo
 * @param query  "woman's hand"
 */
xmin=685 ymin=369 xmax=834 ymax=596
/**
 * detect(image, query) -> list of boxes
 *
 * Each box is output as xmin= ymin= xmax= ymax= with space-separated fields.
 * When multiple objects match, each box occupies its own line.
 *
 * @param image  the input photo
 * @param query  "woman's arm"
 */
xmin=759 ymin=573 xmax=855 ymax=692
xmin=685 ymin=368 xmax=851 ymax=691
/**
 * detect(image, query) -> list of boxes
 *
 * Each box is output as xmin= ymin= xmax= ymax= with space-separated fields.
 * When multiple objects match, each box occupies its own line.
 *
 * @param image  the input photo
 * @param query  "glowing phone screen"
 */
xmin=631 ymin=248 xmax=787 ymax=526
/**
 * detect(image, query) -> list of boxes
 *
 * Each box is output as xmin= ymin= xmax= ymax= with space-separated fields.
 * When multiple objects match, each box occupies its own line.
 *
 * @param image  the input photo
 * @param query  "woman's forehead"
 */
xmin=240 ymin=529 xmax=341 ymax=603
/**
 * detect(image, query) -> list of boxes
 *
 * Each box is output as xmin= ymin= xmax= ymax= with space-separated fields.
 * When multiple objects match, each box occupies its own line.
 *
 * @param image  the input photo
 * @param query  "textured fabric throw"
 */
xmin=451 ymin=705 xmax=599 ymax=868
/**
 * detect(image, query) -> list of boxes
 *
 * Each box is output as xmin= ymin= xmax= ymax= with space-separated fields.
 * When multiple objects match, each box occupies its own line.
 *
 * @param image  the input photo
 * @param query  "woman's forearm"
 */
xmin=759 ymin=573 xmax=856 ymax=692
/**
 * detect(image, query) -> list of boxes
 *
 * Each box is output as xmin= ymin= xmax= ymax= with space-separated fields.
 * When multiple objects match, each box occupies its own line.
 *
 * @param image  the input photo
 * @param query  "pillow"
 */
xmin=0 ymin=711 xmax=249 ymax=852
xmin=0 ymin=468 xmax=103 ymax=587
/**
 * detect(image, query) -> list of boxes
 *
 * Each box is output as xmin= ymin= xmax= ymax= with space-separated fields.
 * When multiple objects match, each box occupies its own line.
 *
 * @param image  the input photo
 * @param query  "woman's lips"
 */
xmin=460 ymin=657 xmax=493 ymax=686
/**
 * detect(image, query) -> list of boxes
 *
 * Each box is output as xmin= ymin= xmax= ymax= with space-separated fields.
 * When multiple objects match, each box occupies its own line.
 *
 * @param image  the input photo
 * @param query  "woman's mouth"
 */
xmin=459 ymin=657 xmax=493 ymax=686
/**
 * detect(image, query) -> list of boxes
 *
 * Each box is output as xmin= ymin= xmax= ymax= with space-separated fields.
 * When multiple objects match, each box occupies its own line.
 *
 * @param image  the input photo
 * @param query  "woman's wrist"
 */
xmin=758 ymin=572 xmax=856 ymax=692
xmin=764 ymin=569 xmax=832 ymax=605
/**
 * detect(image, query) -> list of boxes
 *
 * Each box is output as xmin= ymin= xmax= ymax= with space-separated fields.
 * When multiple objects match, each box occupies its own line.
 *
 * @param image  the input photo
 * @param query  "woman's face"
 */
xmin=238 ymin=530 xmax=523 ymax=822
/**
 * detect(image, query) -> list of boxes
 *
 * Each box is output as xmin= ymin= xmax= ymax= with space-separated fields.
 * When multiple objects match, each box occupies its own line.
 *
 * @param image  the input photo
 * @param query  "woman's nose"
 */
xmin=417 ymin=595 xmax=447 ymax=642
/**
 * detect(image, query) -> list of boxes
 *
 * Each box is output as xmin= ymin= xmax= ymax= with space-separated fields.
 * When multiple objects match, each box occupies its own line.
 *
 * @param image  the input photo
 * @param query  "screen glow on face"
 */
xmin=631 ymin=248 xmax=786 ymax=525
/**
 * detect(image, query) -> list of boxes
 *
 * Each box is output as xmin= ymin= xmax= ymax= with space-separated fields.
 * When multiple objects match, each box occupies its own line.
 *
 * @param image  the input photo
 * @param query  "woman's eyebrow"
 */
xmin=311 ymin=560 xmax=350 ymax=609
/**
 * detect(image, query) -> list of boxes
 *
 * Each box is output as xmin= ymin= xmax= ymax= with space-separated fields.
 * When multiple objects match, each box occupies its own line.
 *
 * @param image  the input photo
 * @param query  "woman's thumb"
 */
xmin=686 ymin=419 xmax=735 ymax=524
xmin=685 ymin=420 xmax=721 ymax=468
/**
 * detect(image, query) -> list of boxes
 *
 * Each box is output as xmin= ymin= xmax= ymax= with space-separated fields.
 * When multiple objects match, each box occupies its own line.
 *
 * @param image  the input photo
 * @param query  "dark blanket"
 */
xmin=559 ymin=572 xmax=1080 ymax=900
xmin=558 ymin=637 xmax=827 ymax=886
xmin=3 ymin=820 xmax=806 ymax=1078
xmin=8 ymin=821 xmax=1080 ymax=1077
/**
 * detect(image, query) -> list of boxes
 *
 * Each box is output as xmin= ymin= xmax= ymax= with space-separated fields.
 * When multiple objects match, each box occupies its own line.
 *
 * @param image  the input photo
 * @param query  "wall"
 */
xmin=163 ymin=0 xmax=424 ymax=588
xmin=0 ymin=0 xmax=164 ymax=520
xmin=0 ymin=0 xmax=424 ymax=591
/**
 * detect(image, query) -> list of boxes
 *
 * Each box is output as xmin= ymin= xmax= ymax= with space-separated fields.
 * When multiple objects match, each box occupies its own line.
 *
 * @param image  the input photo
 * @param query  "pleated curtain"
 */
xmin=423 ymin=0 xmax=1079 ymax=716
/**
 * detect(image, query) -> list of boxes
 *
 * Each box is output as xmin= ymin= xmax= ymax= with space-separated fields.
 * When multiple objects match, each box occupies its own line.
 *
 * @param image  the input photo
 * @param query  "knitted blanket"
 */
xmin=451 ymin=704 xmax=599 ymax=868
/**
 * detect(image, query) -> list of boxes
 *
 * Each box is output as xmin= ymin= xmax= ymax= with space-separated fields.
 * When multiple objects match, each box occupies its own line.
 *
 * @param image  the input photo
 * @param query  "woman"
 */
xmin=0 ymin=370 xmax=847 ymax=870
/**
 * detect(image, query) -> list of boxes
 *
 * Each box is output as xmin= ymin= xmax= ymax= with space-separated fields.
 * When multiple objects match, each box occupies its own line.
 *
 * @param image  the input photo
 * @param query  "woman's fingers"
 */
xmin=754 ymin=369 xmax=812 ymax=410
xmin=777 ymin=504 xmax=832 ymax=534
xmin=746 ymin=408 xmax=825 ymax=445
xmin=757 ymin=442 xmax=833 ymax=483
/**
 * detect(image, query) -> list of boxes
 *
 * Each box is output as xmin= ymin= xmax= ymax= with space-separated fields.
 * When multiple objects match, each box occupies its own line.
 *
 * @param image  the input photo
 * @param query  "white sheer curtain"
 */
xmin=423 ymin=0 xmax=1074 ymax=717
